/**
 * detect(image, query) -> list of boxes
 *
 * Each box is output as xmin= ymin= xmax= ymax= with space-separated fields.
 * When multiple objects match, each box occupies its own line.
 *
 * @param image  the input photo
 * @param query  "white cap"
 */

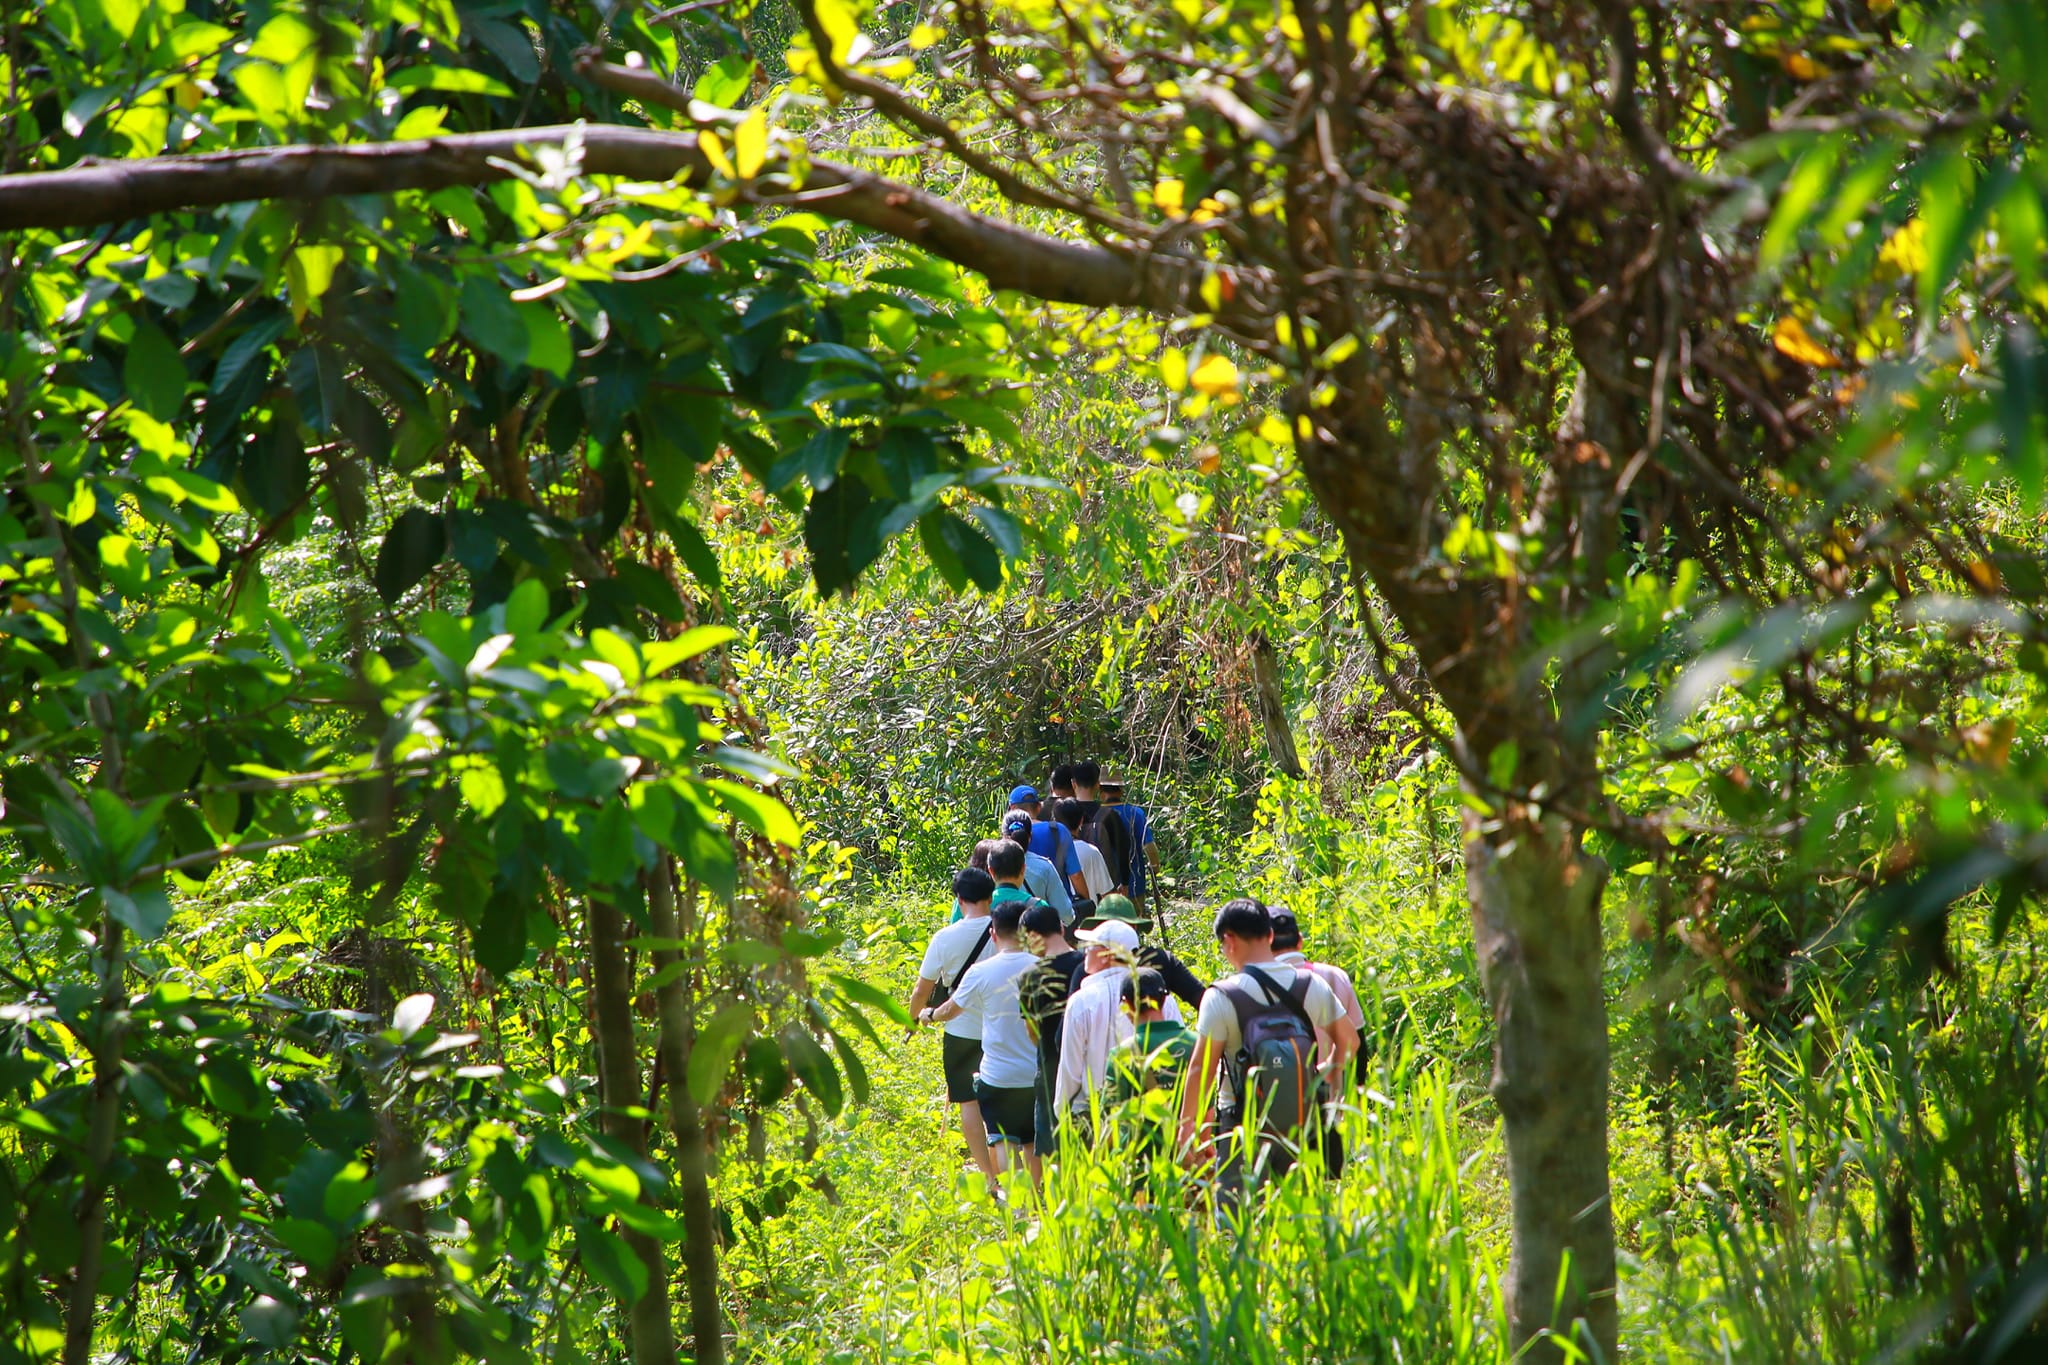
xmin=1074 ymin=920 xmax=1140 ymax=953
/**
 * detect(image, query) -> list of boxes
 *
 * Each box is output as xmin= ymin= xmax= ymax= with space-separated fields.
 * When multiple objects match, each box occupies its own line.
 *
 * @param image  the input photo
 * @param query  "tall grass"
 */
xmin=735 ymin=1025 xmax=1506 ymax=1364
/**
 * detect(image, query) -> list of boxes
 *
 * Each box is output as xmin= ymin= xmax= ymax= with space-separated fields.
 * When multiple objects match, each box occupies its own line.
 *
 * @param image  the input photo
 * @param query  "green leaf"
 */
xmin=124 ymin=322 xmax=188 ymax=422
xmin=702 ymin=779 xmax=800 ymax=848
xmin=387 ymin=66 xmax=515 ymax=96
xmin=575 ymin=1222 xmax=649 ymax=1305
xmin=687 ymin=1004 xmax=753 ymax=1104
xmin=584 ymin=802 xmax=640 ymax=887
xmin=828 ymin=1027 xmax=871 ymax=1107
xmin=474 ymin=890 xmax=529 ymax=977
xmin=459 ymin=274 xmax=531 ymax=369
xmin=373 ymin=507 xmax=448 ymax=605
xmin=101 ymin=881 xmax=174 ymax=940
xmin=780 ymin=1024 xmax=843 ymax=1118
xmin=830 ymin=972 xmax=911 ymax=1025
xmin=693 ymin=55 xmax=755 ymax=108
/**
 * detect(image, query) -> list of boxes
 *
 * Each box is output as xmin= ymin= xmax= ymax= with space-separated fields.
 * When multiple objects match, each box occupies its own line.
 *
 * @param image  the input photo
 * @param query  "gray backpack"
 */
xmin=1219 ymin=964 xmax=1321 ymax=1139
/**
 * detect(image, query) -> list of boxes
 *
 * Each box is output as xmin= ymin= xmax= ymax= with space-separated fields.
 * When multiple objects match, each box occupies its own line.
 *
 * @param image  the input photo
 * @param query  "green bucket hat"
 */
xmin=1078 ymin=892 xmax=1151 ymax=934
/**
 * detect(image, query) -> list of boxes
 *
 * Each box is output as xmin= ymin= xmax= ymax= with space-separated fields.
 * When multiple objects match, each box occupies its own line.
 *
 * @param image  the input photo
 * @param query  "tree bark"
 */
xmin=583 ymin=897 xmax=678 ymax=1365
xmin=1465 ymin=806 xmax=1617 ymax=1362
xmin=1247 ymin=630 xmax=1304 ymax=779
xmin=646 ymin=860 xmax=727 ymax=1365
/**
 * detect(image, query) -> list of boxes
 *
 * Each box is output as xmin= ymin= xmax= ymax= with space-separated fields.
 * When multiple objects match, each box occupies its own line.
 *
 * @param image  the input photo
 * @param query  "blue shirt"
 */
xmin=1022 ymin=851 xmax=1074 ymax=919
xmin=1029 ymin=820 xmax=1080 ymax=876
xmin=1107 ymin=802 xmax=1152 ymax=895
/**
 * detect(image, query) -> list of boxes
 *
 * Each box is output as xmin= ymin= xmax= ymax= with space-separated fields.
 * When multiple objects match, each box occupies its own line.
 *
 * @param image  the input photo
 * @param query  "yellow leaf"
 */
xmin=698 ymin=129 xmax=735 ymax=180
xmin=1780 ymin=50 xmax=1822 ymax=80
xmin=285 ymin=243 xmax=344 ymax=321
xmin=1771 ymin=316 xmax=1840 ymax=369
xmin=1190 ymin=354 xmax=1240 ymax=396
xmin=909 ymin=23 xmax=943 ymax=49
xmin=1154 ymin=178 xmax=1185 ymax=217
xmin=1159 ymin=347 xmax=1188 ymax=392
xmin=1879 ymin=218 xmax=1928 ymax=277
xmin=734 ymin=107 xmax=768 ymax=180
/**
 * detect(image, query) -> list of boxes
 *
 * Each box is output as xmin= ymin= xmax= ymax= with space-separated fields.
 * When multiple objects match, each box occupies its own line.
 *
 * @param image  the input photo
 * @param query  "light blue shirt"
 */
xmin=1022 ymin=851 xmax=1074 ymax=918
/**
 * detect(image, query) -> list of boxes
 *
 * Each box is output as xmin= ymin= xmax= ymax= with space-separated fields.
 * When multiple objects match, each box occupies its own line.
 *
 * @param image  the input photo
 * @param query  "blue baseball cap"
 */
xmin=1008 ymin=785 xmax=1039 ymax=805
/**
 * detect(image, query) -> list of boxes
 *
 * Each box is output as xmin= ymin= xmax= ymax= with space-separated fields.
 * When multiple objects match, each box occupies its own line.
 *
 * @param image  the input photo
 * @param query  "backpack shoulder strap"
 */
xmin=949 ymin=924 xmax=993 ymax=998
xmin=1240 ymin=962 xmax=1318 ymax=1035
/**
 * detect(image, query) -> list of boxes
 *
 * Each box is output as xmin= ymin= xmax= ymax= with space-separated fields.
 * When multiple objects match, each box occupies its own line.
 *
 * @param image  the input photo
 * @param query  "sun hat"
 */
xmin=1076 ymin=892 xmax=1151 ymax=934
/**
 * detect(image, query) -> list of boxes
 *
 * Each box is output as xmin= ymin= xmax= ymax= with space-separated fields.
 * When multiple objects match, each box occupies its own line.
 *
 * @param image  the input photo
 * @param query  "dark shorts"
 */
xmin=942 ymin=1033 xmax=983 ymax=1104
xmin=974 ymin=1078 xmax=1037 ymax=1145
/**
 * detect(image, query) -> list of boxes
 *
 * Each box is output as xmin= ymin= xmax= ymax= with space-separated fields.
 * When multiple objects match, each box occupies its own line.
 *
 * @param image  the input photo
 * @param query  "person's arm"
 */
xmin=1054 ymin=999 xmax=1089 ymax=1110
xmin=1151 ymin=948 xmax=1207 ymax=1012
xmin=921 ymin=997 xmax=964 ymax=1025
xmin=1321 ymin=1014 xmax=1360 ymax=1092
xmin=1177 ymin=1035 xmax=1223 ymax=1158
xmin=906 ymin=977 xmax=937 ymax=1037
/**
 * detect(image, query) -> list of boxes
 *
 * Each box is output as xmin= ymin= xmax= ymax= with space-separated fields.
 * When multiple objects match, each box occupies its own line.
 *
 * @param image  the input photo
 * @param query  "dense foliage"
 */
xmin=5 ymin=0 xmax=2048 ymax=1362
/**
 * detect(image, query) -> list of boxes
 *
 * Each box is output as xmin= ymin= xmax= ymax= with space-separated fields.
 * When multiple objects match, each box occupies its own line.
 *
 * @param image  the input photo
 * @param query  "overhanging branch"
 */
xmin=0 ymin=124 xmax=1152 ymax=310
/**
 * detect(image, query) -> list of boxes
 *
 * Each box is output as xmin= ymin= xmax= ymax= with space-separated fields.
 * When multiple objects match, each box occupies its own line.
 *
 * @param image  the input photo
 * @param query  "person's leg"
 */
xmin=958 ymin=1100 xmax=995 ymax=1177
xmin=1022 ymin=1143 xmax=1042 ymax=1193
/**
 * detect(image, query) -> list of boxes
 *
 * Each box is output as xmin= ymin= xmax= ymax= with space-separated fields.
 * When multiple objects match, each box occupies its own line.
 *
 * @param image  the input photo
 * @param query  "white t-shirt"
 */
xmin=919 ymin=915 xmax=998 ymax=1039
xmin=950 ymin=948 xmax=1039 ymax=1088
xmin=1074 ymin=839 xmax=1114 ymax=900
xmin=1192 ymin=963 xmax=1344 ymax=1054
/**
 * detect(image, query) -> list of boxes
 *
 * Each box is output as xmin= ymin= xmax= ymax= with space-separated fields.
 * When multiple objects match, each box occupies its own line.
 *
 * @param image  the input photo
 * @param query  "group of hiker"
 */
xmin=905 ymin=762 xmax=1364 ymax=1197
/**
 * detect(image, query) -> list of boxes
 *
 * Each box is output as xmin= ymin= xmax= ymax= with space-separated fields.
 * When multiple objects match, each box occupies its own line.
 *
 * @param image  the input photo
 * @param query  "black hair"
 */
xmin=1073 ymin=759 xmax=1101 ymax=787
xmin=1123 ymin=967 xmax=1168 ymax=1008
xmin=988 ymin=841 xmax=1027 ymax=880
xmin=969 ymin=838 xmax=1007 ymax=872
xmin=1020 ymin=899 xmax=1064 ymax=940
xmin=954 ymin=867 xmax=996 ymax=905
xmin=1049 ymin=763 xmax=1076 ymax=792
xmin=1001 ymin=811 xmax=1033 ymax=847
xmin=1213 ymin=897 xmax=1273 ymax=942
xmin=1054 ymin=797 xmax=1086 ymax=832
xmin=1268 ymin=907 xmax=1303 ymax=951
xmin=990 ymin=897 xmax=1026 ymax=939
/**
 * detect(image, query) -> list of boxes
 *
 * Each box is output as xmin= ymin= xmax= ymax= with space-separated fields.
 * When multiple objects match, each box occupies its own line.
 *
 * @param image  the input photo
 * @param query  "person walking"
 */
xmin=1098 ymin=775 xmax=1160 ymax=915
xmin=1017 ymin=899 xmax=1085 ymax=1157
xmin=1072 ymin=894 xmax=1205 ymax=1013
xmin=921 ymin=896 xmax=1044 ymax=1195
xmin=1010 ymin=783 xmax=1084 ymax=898
xmin=1268 ymin=906 xmax=1366 ymax=1176
xmin=1053 ymin=918 xmax=1142 ymax=1117
xmin=1069 ymin=761 xmax=1133 ymax=895
xmin=1053 ymin=798 xmax=1115 ymax=902
xmin=1000 ymin=810 xmax=1074 ymax=919
xmin=1177 ymin=899 xmax=1359 ymax=1190
xmin=906 ymin=868 xmax=1003 ymax=1184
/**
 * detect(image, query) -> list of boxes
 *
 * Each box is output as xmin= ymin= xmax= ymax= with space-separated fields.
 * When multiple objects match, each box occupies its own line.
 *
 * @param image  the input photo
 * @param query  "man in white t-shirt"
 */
xmin=922 ymin=897 xmax=1042 ymax=1193
xmin=1178 ymin=899 xmax=1358 ymax=1184
xmin=908 ymin=868 xmax=1002 ymax=1184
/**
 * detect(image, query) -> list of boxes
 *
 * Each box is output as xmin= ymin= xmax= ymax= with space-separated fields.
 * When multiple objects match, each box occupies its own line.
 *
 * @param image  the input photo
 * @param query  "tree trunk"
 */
xmin=1247 ymin=630 xmax=1304 ymax=779
xmin=584 ymin=897 xmax=677 ymax=1365
xmin=646 ymin=860 xmax=727 ymax=1365
xmin=1465 ymin=805 xmax=1617 ymax=1362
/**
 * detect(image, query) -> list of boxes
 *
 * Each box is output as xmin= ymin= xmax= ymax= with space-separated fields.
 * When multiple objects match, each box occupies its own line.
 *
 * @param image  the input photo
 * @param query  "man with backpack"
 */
xmin=1069 ymin=761 xmax=1133 ymax=896
xmin=1010 ymin=783 xmax=1085 ymax=898
xmin=1177 ymin=899 xmax=1359 ymax=1190
xmin=1098 ymin=775 xmax=1160 ymax=914
xmin=907 ymin=868 xmax=1003 ymax=1186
